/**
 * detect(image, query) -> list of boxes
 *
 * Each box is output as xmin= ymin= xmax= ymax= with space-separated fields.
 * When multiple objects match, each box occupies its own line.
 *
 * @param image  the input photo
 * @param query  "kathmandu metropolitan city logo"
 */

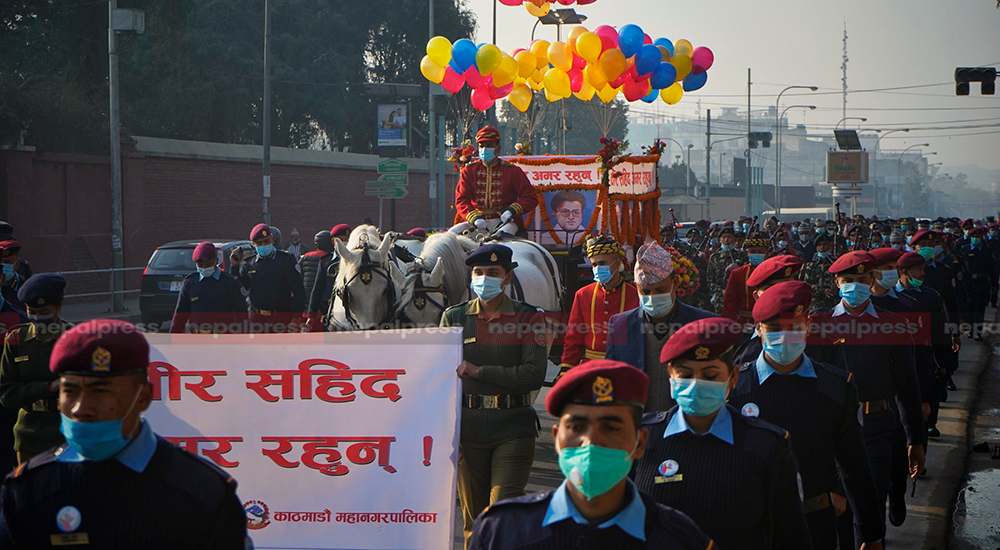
xmin=244 ymin=500 xmax=271 ymax=530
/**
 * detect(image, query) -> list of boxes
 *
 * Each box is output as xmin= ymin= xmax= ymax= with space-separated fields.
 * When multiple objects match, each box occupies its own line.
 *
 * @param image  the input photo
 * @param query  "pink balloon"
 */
xmin=464 ymin=67 xmax=488 ymax=88
xmin=622 ymin=78 xmax=650 ymax=102
xmin=556 ymin=0 xmax=573 ymax=4
xmin=489 ymin=82 xmax=514 ymax=99
xmin=498 ymin=0 xmax=521 ymax=5
xmin=572 ymin=53 xmax=587 ymax=70
xmin=577 ymin=0 xmax=598 ymax=4
xmin=691 ymin=46 xmax=715 ymax=74
xmin=610 ymin=70 xmax=631 ymax=89
xmin=441 ymin=66 xmax=464 ymax=94
xmin=568 ymin=68 xmax=583 ymax=93
xmin=471 ymin=86 xmax=495 ymax=111
xmin=594 ymin=25 xmax=619 ymax=52
xmin=643 ymin=33 xmax=652 ymax=45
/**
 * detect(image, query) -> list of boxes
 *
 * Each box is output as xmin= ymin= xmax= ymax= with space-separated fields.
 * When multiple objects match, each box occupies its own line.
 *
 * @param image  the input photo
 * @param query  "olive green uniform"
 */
xmin=707 ymin=247 xmax=748 ymax=313
xmin=800 ymin=254 xmax=839 ymax=311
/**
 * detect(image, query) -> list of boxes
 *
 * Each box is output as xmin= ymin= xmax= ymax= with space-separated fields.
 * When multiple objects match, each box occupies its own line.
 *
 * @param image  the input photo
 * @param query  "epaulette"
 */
xmin=183 ymin=272 xmax=198 ymax=280
xmin=813 ymin=361 xmax=851 ymax=404
xmin=442 ymin=303 xmax=465 ymax=316
xmin=641 ymin=410 xmax=668 ymax=426
xmin=7 ymin=447 xmax=59 ymax=480
xmin=744 ymin=415 xmax=789 ymax=440
xmin=813 ymin=360 xmax=851 ymax=383
xmin=161 ymin=437 xmax=238 ymax=490
xmin=480 ymin=490 xmax=553 ymax=514
xmin=3 ymin=325 xmax=26 ymax=346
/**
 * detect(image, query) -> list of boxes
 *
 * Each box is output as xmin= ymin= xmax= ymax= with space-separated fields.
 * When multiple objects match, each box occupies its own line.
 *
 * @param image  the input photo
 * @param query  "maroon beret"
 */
xmin=897 ymin=252 xmax=925 ymax=270
xmin=249 ymin=223 xmax=272 ymax=241
xmin=746 ymin=255 xmax=803 ymax=288
xmin=330 ymin=224 xmax=351 ymax=238
xmin=544 ymin=360 xmax=649 ymax=416
xmin=962 ymin=218 xmax=974 ymax=229
xmin=868 ymin=247 xmax=903 ymax=266
xmin=475 ymin=126 xmax=501 ymax=144
xmin=0 ymin=240 xmax=22 ymax=257
xmin=753 ymin=281 xmax=813 ymax=323
xmin=660 ymin=317 xmax=744 ymax=364
xmin=969 ymin=226 xmax=986 ymax=237
xmin=192 ymin=242 xmax=217 ymax=262
xmin=51 ymin=319 xmax=149 ymax=376
xmin=910 ymin=230 xmax=937 ymax=246
xmin=407 ymin=228 xmax=427 ymax=238
xmin=828 ymin=251 xmax=875 ymax=275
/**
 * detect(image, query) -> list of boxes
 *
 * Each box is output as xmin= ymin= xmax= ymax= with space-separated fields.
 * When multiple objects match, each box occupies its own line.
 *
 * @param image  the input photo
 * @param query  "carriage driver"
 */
xmin=450 ymin=126 xmax=539 ymax=237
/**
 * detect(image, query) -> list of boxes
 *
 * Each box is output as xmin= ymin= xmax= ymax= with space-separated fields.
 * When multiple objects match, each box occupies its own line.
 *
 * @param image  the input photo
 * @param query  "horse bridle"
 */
xmin=334 ymin=239 xmax=398 ymax=330
xmin=400 ymin=264 xmax=450 ymax=324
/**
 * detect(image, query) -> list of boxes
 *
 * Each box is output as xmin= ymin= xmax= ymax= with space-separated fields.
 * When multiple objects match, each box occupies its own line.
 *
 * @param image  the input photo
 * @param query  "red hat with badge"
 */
xmin=868 ymin=247 xmax=904 ymax=266
xmin=330 ymin=224 xmax=351 ymax=238
xmin=249 ymin=223 xmax=271 ymax=242
xmin=659 ymin=317 xmax=744 ymax=364
xmin=545 ymin=360 xmax=649 ymax=416
xmin=897 ymin=252 xmax=925 ymax=270
xmin=192 ymin=242 xmax=217 ymax=262
xmin=50 ymin=319 xmax=150 ymax=376
xmin=909 ymin=230 xmax=937 ymax=246
xmin=753 ymin=281 xmax=813 ymax=323
xmin=475 ymin=126 xmax=501 ymax=144
xmin=828 ymin=250 xmax=876 ymax=275
xmin=746 ymin=254 xmax=803 ymax=288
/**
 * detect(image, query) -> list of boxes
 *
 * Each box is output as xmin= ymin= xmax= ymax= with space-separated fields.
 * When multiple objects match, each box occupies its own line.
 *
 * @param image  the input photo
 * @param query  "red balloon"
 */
xmin=441 ymin=66 xmax=464 ymax=94
xmin=568 ymin=68 xmax=584 ymax=93
xmin=511 ymin=48 xmax=527 ymax=57
xmin=490 ymin=82 xmax=514 ymax=99
xmin=464 ymin=67 xmax=488 ymax=88
xmin=594 ymin=25 xmax=619 ymax=53
xmin=622 ymin=78 xmax=650 ymax=102
xmin=572 ymin=53 xmax=587 ymax=70
xmin=643 ymin=33 xmax=652 ymax=45
xmin=498 ymin=0 xmax=521 ymax=5
xmin=610 ymin=70 xmax=630 ymax=89
xmin=471 ymin=86 xmax=495 ymax=111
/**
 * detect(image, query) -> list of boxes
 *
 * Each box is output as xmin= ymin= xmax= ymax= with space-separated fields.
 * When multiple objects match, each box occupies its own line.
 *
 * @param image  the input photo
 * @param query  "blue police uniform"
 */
xmin=237 ymin=248 xmax=306 ymax=320
xmin=170 ymin=267 xmax=247 ymax=333
xmin=958 ymin=238 xmax=997 ymax=338
xmin=0 ymin=295 xmax=25 ymax=476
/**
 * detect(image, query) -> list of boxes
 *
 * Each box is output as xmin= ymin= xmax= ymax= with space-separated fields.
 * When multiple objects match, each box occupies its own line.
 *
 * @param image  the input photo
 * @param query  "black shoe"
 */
xmin=888 ymin=496 xmax=906 ymax=526
xmin=947 ymin=380 xmax=958 ymax=391
xmin=973 ymin=441 xmax=991 ymax=452
xmin=928 ymin=426 xmax=941 ymax=438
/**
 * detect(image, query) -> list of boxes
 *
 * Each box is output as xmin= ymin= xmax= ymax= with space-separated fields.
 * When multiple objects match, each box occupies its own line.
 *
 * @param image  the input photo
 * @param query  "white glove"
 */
xmin=474 ymin=218 xmax=488 ymax=229
xmin=500 ymin=210 xmax=513 ymax=223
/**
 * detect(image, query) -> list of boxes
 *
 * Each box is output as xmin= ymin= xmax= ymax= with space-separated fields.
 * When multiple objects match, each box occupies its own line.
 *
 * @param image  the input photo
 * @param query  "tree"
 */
xmin=497 ymin=94 xmax=628 ymax=155
xmin=901 ymin=162 xmax=930 ymax=215
xmin=658 ymin=161 xmax=700 ymax=191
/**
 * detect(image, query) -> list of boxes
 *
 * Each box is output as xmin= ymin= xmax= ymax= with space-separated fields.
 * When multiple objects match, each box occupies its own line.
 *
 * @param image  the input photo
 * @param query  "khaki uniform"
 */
xmin=707 ymin=248 xmax=748 ymax=313
xmin=800 ymin=254 xmax=839 ymax=311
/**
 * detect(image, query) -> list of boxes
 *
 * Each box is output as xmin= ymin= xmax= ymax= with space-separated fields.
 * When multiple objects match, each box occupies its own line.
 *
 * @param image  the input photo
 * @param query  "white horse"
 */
xmin=326 ymin=225 xmax=409 ymax=330
xmin=399 ymin=232 xmax=476 ymax=327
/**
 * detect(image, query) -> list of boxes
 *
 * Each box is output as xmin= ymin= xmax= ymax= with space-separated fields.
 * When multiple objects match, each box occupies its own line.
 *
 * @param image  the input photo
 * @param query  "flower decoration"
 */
xmin=666 ymin=247 xmax=700 ymax=297
xmin=597 ymin=137 xmax=629 ymax=180
xmin=447 ymin=139 xmax=477 ymax=172
xmin=514 ymin=138 xmax=533 ymax=156
xmin=642 ymin=140 xmax=666 ymax=158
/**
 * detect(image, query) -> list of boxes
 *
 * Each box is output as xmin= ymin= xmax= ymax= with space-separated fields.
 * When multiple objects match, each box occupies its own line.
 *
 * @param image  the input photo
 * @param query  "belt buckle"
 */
xmin=482 ymin=395 xmax=498 ymax=409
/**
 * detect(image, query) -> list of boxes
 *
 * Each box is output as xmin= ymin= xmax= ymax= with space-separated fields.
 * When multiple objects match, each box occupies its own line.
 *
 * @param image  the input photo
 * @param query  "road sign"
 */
xmin=365 ymin=181 xmax=394 ymax=191
xmin=379 ymin=173 xmax=409 ymax=185
xmin=365 ymin=186 xmax=408 ymax=199
xmin=378 ymin=159 xmax=407 ymax=174
xmin=826 ymin=151 xmax=869 ymax=184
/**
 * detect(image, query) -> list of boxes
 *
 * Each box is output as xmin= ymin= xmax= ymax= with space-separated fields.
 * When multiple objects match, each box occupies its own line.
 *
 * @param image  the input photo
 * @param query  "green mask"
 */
xmin=558 ymin=443 xmax=636 ymax=500
xmin=917 ymin=247 xmax=935 ymax=261
xmin=910 ymin=277 xmax=924 ymax=289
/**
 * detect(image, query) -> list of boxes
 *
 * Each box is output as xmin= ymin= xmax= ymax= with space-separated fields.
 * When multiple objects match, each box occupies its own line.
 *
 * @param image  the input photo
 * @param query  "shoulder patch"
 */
xmin=737 ymin=361 xmax=753 ymax=372
xmin=743 ymin=415 xmax=789 ymax=439
xmin=641 ymin=410 xmax=668 ymax=426
xmin=8 ymin=448 xmax=59 ymax=480
xmin=813 ymin=360 xmax=850 ymax=382
xmin=482 ymin=490 xmax=553 ymax=513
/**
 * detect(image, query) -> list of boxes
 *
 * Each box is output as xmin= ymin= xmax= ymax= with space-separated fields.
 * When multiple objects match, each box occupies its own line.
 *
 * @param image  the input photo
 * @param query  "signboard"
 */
xmin=144 ymin=330 xmax=462 ymax=550
xmin=378 ymin=159 xmax=408 ymax=174
xmin=826 ymin=151 xmax=869 ymax=184
xmin=377 ymin=104 xmax=407 ymax=147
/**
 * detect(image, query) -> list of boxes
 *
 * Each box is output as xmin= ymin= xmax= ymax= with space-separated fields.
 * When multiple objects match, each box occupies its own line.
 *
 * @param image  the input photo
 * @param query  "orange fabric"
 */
xmin=560 ymin=280 xmax=640 ymax=366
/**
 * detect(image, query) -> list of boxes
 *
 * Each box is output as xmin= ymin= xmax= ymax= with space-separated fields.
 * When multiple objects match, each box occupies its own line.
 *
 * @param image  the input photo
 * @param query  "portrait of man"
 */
xmin=550 ymin=190 xmax=588 ymax=232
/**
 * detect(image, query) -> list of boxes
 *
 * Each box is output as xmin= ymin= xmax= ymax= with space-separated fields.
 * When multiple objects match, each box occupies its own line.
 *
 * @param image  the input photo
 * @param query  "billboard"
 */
xmin=377 ymin=104 xmax=407 ymax=147
xmin=826 ymin=151 xmax=869 ymax=184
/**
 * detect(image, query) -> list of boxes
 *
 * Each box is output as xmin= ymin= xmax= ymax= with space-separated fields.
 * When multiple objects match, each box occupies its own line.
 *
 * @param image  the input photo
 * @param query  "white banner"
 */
xmin=143 ymin=330 xmax=463 ymax=550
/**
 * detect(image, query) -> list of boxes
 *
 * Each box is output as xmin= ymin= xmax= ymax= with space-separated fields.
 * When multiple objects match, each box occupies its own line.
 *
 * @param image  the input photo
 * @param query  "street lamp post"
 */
xmin=871 ymin=129 xmax=909 ymax=217
xmin=897 ymin=143 xmax=930 ymax=214
xmin=775 ymin=104 xmax=815 ymax=215
xmin=719 ymin=152 xmax=727 ymax=186
xmin=774 ymin=85 xmax=817 ymax=215
xmin=836 ymin=116 xmax=867 ymax=130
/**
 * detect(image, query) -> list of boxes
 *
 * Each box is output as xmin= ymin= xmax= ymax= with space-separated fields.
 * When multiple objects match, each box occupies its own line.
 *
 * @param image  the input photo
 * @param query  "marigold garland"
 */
xmin=667 ymin=247 xmax=700 ymax=298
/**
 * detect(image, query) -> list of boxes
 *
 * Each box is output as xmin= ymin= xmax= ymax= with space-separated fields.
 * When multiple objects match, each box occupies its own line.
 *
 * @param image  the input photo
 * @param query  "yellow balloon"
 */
xmin=526 ymin=1 xmax=549 ymax=17
xmin=420 ymin=55 xmax=446 ymax=84
xmin=530 ymin=68 xmax=545 ymax=84
xmin=547 ymin=41 xmax=573 ymax=72
xmin=674 ymin=39 xmax=693 ymax=58
xmin=567 ymin=26 xmax=589 ymax=52
xmin=543 ymin=67 xmax=572 ymax=98
xmin=584 ymin=63 xmax=608 ymax=90
xmin=671 ymin=54 xmax=692 ymax=81
xmin=596 ymin=85 xmax=619 ymax=104
xmin=514 ymin=50 xmax=537 ymax=79
xmin=575 ymin=32 xmax=602 ymax=64
xmin=599 ymin=49 xmax=626 ymax=82
xmin=573 ymin=80 xmax=596 ymax=101
xmin=476 ymin=44 xmax=502 ymax=76
xmin=527 ymin=78 xmax=545 ymax=91
xmin=426 ymin=36 xmax=452 ymax=67
xmin=493 ymin=54 xmax=518 ymax=87
xmin=530 ymin=40 xmax=550 ymax=69
xmin=509 ymin=82 xmax=533 ymax=113
xmin=544 ymin=88 xmax=562 ymax=102
xmin=661 ymin=83 xmax=684 ymax=105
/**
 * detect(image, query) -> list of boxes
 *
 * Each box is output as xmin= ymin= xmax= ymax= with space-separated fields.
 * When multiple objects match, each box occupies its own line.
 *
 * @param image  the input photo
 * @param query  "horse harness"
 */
xmin=331 ymin=238 xmax=398 ymax=330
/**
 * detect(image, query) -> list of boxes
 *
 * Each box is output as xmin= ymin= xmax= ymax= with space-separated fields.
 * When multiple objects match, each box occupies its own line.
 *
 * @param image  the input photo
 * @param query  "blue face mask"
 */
xmin=905 ymin=235 xmax=913 ymax=244
xmin=478 ymin=147 xmax=496 ymax=163
xmin=558 ymin=443 xmax=636 ymax=500
xmin=592 ymin=264 xmax=616 ymax=285
xmin=670 ymin=377 xmax=728 ymax=416
xmin=761 ymin=330 xmax=807 ymax=365
xmin=816 ymin=228 xmax=827 ymax=235
xmin=196 ymin=265 xmax=216 ymax=279
xmin=742 ymin=224 xmax=751 ymax=232
xmin=749 ymin=253 xmax=766 ymax=266
xmin=59 ymin=388 xmax=142 ymax=461
xmin=639 ymin=292 xmax=673 ymax=318
xmin=778 ymin=241 xmax=788 ymax=249
xmin=471 ymin=275 xmax=504 ymax=301
xmin=878 ymin=269 xmax=899 ymax=289
xmin=255 ymin=244 xmax=275 ymax=257
xmin=816 ymin=251 xmax=829 ymax=259
xmin=839 ymin=281 xmax=871 ymax=307
xmin=845 ymin=239 xmax=853 ymax=247
xmin=933 ymin=245 xmax=943 ymax=257
xmin=1 ymin=264 xmax=13 ymax=280
xmin=720 ymin=244 xmax=732 ymax=251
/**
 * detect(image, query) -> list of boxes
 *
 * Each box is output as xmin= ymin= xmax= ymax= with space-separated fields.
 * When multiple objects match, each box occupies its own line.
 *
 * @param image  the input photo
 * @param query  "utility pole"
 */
xmin=262 ymin=0 xmax=272 ymax=225
xmin=108 ymin=0 xmax=123 ymax=313
xmin=745 ymin=68 xmax=752 ymax=215
xmin=841 ymin=23 xmax=848 ymax=122
xmin=705 ymin=109 xmax=711 ymax=220
xmin=428 ymin=0 xmax=437 ymax=227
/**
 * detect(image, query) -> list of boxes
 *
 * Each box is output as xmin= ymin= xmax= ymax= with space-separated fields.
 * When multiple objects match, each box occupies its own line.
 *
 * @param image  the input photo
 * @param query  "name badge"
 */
xmin=50 ymin=533 xmax=89 ymax=546
xmin=14 ymin=356 xmax=29 ymax=363
xmin=463 ymin=337 xmax=477 ymax=345
xmin=191 ymin=297 xmax=200 ymax=302
xmin=654 ymin=474 xmax=684 ymax=484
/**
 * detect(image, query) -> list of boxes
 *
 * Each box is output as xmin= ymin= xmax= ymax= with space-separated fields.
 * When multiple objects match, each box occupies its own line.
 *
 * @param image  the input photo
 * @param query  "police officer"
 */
xmin=170 ymin=242 xmax=247 ymax=334
xmin=706 ymin=226 xmax=748 ymax=313
xmin=231 ymin=223 xmax=306 ymax=333
xmin=469 ymin=360 xmax=713 ymax=549
xmin=958 ymin=226 xmax=996 ymax=340
xmin=0 ymin=319 xmax=248 ymax=549
xmin=729 ymin=281 xmax=884 ymax=550
xmin=307 ymin=224 xmax=352 ymax=330
xmin=800 ymin=234 xmax=839 ymax=311
xmin=722 ymin=235 xmax=771 ymax=325
xmin=0 ymin=275 xmax=71 ymax=465
xmin=0 ymin=242 xmax=27 ymax=314
xmin=632 ymin=316 xmax=811 ymax=550
xmin=439 ymin=244 xmax=548 ymax=548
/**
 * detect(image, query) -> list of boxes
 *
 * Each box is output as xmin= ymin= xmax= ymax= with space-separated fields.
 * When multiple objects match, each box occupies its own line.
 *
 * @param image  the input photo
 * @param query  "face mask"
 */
xmin=845 ymin=239 xmax=853 ymax=247
xmin=971 ymin=237 xmax=982 ymax=247
xmin=892 ymin=243 xmax=904 ymax=250
xmin=816 ymin=251 xmax=829 ymax=259
xmin=778 ymin=240 xmax=788 ymax=249
xmin=471 ymin=275 xmax=504 ymax=301
xmin=800 ymin=234 xmax=811 ymax=242
xmin=878 ymin=269 xmax=899 ymax=289
xmin=839 ymin=281 xmax=871 ymax=307
xmin=816 ymin=228 xmax=827 ymax=235
xmin=905 ymin=236 xmax=913 ymax=244
xmin=901 ymin=225 xmax=911 ymax=232
xmin=27 ymin=313 xmax=55 ymax=322
xmin=991 ymin=232 xmax=999 ymax=239
xmin=720 ymin=244 xmax=732 ymax=251
xmin=933 ymin=245 xmax=943 ymax=258
xmin=558 ymin=442 xmax=636 ymax=500
xmin=761 ymin=330 xmax=807 ymax=365
xmin=749 ymin=253 xmax=765 ymax=266
xmin=1 ymin=264 xmax=13 ymax=279
xmin=592 ymin=264 xmax=616 ymax=285
xmin=670 ymin=377 xmax=728 ymax=416
xmin=639 ymin=292 xmax=673 ymax=318
xmin=742 ymin=224 xmax=751 ymax=232
xmin=196 ymin=266 xmax=216 ymax=279
xmin=255 ymin=244 xmax=275 ymax=257
xmin=909 ymin=277 xmax=924 ymax=289
xmin=478 ymin=147 xmax=496 ymax=163
xmin=917 ymin=247 xmax=935 ymax=261
xmin=59 ymin=387 xmax=143 ymax=462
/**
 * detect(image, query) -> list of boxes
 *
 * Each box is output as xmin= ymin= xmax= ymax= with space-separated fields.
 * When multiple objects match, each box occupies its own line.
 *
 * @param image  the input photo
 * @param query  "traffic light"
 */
xmin=955 ymin=67 xmax=996 ymax=96
xmin=747 ymin=132 xmax=772 ymax=148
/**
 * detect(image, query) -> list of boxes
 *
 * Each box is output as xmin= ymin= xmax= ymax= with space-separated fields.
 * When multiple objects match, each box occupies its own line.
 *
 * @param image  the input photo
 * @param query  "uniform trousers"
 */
xmin=806 ymin=506 xmax=839 ymax=550
xmin=837 ymin=429 xmax=893 ymax=550
xmin=458 ymin=436 xmax=535 ymax=548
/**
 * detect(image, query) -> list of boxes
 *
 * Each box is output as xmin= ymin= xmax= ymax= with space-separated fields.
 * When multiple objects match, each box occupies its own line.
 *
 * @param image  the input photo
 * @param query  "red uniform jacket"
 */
xmin=560 ymin=279 xmax=640 ymax=366
xmin=722 ymin=263 xmax=757 ymax=325
xmin=455 ymin=159 xmax=538 ymax=231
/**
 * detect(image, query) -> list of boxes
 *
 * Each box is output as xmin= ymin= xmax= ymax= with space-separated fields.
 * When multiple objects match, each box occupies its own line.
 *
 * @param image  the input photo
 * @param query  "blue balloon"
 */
xmin=641 ymin=89 xmax=659 ymax=103
xmin=634 ymin=44 xmax=661 ymax=76
xmin=653 ymin=37 xmax=675 ymax=57
xmin=451 ymin=39 xmax=477 ymax=72
xmin=649 ymin=63 xmax=678 ymax=90
xmin=618 ymin=24 xmax=645 ymax=59
xmin=683 ymin=71 xmax=709 ymax=92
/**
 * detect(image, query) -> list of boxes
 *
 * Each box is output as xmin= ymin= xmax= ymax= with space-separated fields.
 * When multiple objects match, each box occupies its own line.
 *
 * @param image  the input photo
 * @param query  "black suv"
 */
xmin=139 ymin=240 xmax=252 ymax=330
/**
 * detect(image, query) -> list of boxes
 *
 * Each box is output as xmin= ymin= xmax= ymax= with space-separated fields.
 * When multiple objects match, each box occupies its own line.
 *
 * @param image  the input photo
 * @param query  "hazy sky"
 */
xmin=462 ymin=0 xmax=1000 ymax=177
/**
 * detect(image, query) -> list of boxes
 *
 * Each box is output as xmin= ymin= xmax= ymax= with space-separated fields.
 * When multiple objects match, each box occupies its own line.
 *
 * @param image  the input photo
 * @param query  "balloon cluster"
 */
xmin=419 ymin=24 xmax=714 ymax=113
xmin=498 ymin=0 xmax=598 ymax=18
